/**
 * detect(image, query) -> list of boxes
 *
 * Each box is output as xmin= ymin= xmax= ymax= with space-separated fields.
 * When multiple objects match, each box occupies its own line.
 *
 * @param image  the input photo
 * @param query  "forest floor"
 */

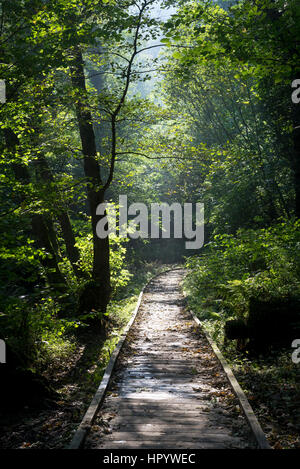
xmin=0 ymin=298 xmax=137 ymax=449
xmin=226 ymin=350 xmax=300 ymax=449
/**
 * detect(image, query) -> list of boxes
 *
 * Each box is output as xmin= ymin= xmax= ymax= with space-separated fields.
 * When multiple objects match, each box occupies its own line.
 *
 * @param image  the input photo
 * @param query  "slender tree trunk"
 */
xmin=70 ymin=46 xmax=111 ymax=313
xmin=44 ymin=215 xmax=62 ymax=262
xmin=4 ymin=129 xmax=66 ymax=289
xmin=30 ymin=214 xmax=66 ymax=288
xmin=33 ymin=154 xmax=83 ymax=278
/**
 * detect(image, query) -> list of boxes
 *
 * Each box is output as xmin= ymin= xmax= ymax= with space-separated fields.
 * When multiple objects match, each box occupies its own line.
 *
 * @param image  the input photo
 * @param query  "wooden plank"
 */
xmin=95 ymin=432 xmax=239 ymax=441
xmin=116 ymin=383 xmax=198 ymax=390
xmin=98 ymin=441 xmax=241 ymax=449
xmin=113 ymin=392 xmax=204 ymax=400
xmin=99 ymin=411 xmax=208 ymax=418
xmin=99 ymin=423 xmax=230 ymax=432
xmin=103 ymin=399 xmax=207 ymax=406
xmin=122 ymin=361 xmax=200 ymax=366
xmin=123 ymin=362 xmax=193 ymax=366
xmin=97 ymin=416 xmax=222 ymax=425
xmin=102 ymin=397 xmax=210 ymax=412
xmin=121 ymin=372 xmax=196 ymax=378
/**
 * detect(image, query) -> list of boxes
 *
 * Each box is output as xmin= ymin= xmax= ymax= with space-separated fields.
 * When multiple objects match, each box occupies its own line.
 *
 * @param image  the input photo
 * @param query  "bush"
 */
xmin=184 ymin=218 xmax=300 ymax=344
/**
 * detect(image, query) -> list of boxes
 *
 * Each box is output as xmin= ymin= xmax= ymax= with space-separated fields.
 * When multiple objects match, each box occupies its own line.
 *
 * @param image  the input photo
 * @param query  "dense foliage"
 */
xmin=0 ymin=0 xmax=174 ymax=378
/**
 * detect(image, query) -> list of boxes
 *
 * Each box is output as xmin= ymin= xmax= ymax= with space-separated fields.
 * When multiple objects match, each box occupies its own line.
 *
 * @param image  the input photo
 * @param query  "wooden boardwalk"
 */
xmin=84 ymin=270 xmax=256 ymax=449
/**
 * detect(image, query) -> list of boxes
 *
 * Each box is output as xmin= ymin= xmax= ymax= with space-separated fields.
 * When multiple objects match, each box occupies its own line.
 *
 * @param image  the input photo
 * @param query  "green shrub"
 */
xmin=185 ymin=219 xmax=300 ymax=342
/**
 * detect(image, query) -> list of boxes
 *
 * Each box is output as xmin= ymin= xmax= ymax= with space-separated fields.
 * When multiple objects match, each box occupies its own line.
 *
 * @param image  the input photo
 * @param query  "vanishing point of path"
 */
xmin=85 ymin=270 xmax=256 ymax=449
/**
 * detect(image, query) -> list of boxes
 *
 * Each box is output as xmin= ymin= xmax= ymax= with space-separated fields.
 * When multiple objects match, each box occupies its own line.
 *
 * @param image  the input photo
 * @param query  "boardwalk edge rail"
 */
xmin=67 ymin=268 xmax=177 ymax=450
xmin=188 ymin=309 xmax=272 ymax=450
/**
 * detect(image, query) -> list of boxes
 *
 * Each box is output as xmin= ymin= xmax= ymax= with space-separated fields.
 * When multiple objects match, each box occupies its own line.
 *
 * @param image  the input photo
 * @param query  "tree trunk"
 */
xmin=4 ymin=129 xmax=66 ymax=289
xmin=33 ymin=154 xmax=83 ymax=278
xmin=30 ymin=214 xmax=66 ymax=288
xmin=70 ymin=46 xmax=111 ymax=314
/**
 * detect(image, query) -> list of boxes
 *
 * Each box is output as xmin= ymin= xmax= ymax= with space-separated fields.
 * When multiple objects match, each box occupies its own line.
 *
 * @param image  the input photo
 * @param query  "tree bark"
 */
xmin=70 ymin=46 xmax=111 ymax=313
xmin=33 ymin=154 xmax=83 ymax=278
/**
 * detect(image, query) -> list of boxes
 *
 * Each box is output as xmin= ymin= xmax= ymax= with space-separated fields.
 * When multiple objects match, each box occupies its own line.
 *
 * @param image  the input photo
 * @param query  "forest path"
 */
xmin=85 ymin=269 xmax=255 ymax=449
